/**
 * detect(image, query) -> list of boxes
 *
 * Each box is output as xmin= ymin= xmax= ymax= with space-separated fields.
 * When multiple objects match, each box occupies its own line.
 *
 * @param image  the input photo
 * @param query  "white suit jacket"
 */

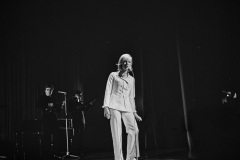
xmin=103 ymin=71 xmax=135 ymax=112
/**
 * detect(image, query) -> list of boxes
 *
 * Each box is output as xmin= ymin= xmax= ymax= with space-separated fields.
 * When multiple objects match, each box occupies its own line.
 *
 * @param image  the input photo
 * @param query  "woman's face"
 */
xmin=121 ymin=57 xmax=132 ymax=72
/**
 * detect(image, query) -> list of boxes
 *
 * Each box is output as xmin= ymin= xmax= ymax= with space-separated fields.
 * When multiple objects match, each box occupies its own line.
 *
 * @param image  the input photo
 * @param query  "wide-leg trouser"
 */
xmin=110 ymin=109 xmax=140 ymax=160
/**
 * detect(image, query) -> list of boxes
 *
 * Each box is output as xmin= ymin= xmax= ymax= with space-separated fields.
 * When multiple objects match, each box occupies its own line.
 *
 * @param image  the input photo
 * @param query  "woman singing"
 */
xmin=103 ymin=54 xmax=142 ymax=160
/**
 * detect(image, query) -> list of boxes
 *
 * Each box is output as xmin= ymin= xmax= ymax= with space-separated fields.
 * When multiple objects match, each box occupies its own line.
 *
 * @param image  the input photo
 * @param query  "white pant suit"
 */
xmin=110 ymin=109 xmax=139 ymax=160
xmin=103 ymin=72 xmax=140 ymax=160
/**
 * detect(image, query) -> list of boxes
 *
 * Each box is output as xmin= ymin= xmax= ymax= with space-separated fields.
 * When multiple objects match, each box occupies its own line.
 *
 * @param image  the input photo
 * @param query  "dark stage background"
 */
xmin=1 ymin=1 xmax=240 ymax=159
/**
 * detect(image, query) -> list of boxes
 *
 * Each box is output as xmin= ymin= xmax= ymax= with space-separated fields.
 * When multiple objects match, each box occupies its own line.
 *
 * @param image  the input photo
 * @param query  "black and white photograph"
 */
xmin=1 ymin=1 xmax=240 ymax=160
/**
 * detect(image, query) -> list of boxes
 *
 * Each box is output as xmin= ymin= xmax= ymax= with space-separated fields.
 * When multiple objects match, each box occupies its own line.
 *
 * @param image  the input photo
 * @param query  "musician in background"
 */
xmin=37 ymin=84 xmax=59 ymax=158
xmin=222 ymin=77 xmax=240 ymax=122
xmin=68 ymin=90 xmax=90 ymax=157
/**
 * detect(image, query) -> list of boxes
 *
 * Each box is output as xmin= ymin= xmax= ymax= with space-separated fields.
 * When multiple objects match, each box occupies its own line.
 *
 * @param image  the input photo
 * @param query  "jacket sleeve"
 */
xmin=129 ymin=77 xmax=135 ymax=99
xmin=37 ymin=96 xmax=46 ymax=110
xmin=129 ymin=77 xmax=136 ymax=112
xmin=103 ymin=73 xmax=114 ymax=108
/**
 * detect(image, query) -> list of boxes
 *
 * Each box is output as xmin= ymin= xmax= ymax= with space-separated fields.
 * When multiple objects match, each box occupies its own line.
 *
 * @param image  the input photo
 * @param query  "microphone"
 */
xmin=58 ymin=91 xmax=66 ymax=94
xmin=128 ymin=67 xmax=134 ymax=77
xmin=128 ymin=66 xmax=132 ymax=72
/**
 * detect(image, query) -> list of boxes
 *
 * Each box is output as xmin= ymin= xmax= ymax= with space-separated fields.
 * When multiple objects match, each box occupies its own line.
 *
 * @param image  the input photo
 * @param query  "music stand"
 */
xmin=59 ymin=92 xmax=80 ymax=160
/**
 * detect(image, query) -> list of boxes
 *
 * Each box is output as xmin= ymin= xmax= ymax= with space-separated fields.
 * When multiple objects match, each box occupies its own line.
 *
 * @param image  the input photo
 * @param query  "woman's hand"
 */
xmin=104 ymin=107 xmax=111 ymax=119
xmin=134 ymin=112 xmax=142 ymax=121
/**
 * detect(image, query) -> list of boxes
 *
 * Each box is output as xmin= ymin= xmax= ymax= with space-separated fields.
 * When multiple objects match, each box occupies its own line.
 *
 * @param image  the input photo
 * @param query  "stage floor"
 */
xmin=45 ymin=149 xmax=191 ymax=160
xmin=81 ymin=151 xmax=188 ymax=160
xmin=2 ymin=147 xmax=239 ymax=160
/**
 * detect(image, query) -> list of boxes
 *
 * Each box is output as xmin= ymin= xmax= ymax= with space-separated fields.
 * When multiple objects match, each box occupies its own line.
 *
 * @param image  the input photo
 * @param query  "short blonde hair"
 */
xmin=117 ymin=54 xmax=132 ymax=71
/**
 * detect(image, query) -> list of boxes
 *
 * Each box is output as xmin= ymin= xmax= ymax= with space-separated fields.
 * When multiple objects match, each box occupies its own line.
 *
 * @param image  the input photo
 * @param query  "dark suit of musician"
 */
xmin=38 ymin=94 xmax=58 ymax=133
xmin=68 ymin=90 xmax=90 ymax=155
xmin=37 ymin=84 xmax=59 ymax=157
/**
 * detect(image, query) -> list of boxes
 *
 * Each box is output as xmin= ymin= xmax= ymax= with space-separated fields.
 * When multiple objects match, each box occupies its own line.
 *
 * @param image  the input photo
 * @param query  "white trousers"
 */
xmin=110 ymin=109 xmax=140 ymax=160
